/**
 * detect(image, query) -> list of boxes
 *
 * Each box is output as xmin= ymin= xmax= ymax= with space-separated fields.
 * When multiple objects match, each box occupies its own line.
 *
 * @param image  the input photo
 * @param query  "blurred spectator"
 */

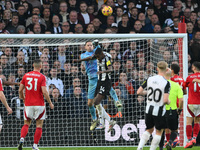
xmin=123 ymin=60 xmax=134 ymax=80
xmin=105 ymin=28 xmax=113 ymax=34
xmin=22 ymin=1 xmax=32 ymax=17
xmin=0 ymin=54 xmax=12 ymax=76
xmin=48 ymin=0 xmax=59 ymax=15
xmin=135 ymin=70 xmax=146 ymax=88
xmin=33 ymin=23 xmax=42 ymax=34
xmin=61 ymin=21 xmax=70 ymax=34
xmin=48 ymin=67 xmax=64 ymax=96
xmin=3 ymin=9 xmax=12 ymax=26
xmin=133 ymin=20 xmax=143 ymax=33
xmin=17 ymin=5 xmax=27 ymax=26
xmin=53 ymin=60 xmax=65 ymax=79
xmin=164 ymin=8 xmax=180 ymax=28
xmin=143 ymin=14 xmax=159 ymax=33
xmin=26 ymin=14 xmax=46 ymax=33
xmin=106 ymin=0 xmax=115 ymax=10
xmin=15 ymin=67 xmax=25 ymax=83
xmin=68 ymin=10 xmax=83 ymax=33
xmin=5 ymin=14 xmax=19 ymax=34
xmin=109 ymin=49 xmax=118 ymax=63
xmin=58 ymin=1 xmax=69 ymax=23
xmin=127 ymin=1 xmax=136 ymax=17
xmin=188 ymin=54 xmax=192 ymax=73
xmin=182 ymin=0 xmax=198 ymax=12
xmin=66 ymin=86 xmax=88 ymax=118
xmin=146 ymin=62 xmax=156 ymax=77
xmin=86 ymin=23 xmax=95 ymax=33
xmin=110 ymin=23 xmax=118 ymax=33
xmin=87 ymin=5 xmax=96 ymax=17
xmin=138 ymin=12 xmax=146 ymax=27
xmin=42 ymin=8 xmax=52 ymax=30
xmin=113 ymin=72 xmax=134 ymax=100
xmin=26 ymin=0 xmax=41 ymax=8
xmin=26 ymin=7 xmax=46 ymax=27
xmin=65 ymin=77 xmax=87 ymax=98
xmin=122 ymin=41 xmax=137 ymax=61
xmin=62 ymin=61 xmax=72 ymax=89
xmin=118 ymin=13 xmax=130 ymax=33
xmin=5 ymin=0 xmax=16 ymax=12
xmin=187 ymin=21 xmax=194 ymax=41
xmin=115 ymin=0 xmax=127 ymax=12
xmin=111 ymin=60 xmax=122 ymax=83
xmin=103 ymin=15 xmax=115 ymax=29
xmin=189 ymin=31 xmax=200 ymax=63
xmin=68 ymin=0 xmax=79 ymax=13
xmin=16 ymin=25 xmax=26 ymax=34
xmin=145 ymin=5 xmax=154 ymax=25
xmin=4 ymin=73 xmax=17 ymax=99
xmin=41 ymin=61 xmax=50 ymax=78
xmin=190 ymin=11 xmax=197 ymax=25
xmin=102 ymin=39 xmax=112 ymax=52
xmin=79 ymin=61 xmax=88 ymax=90
xmin=113 ymin=42 xmax=122 ymax=60
xmin=115 ymin=6 xmax=123 ymax=24
xmin=171 ymin=16 xmax=180 ymax=33
xmin=4 ymin=47 xmax=15 ymax=65
xmin=92 ymin=18 xmax=104 ymax=33
xmin=74 ymin=23 xmax=84 ymax=34
xmin=163 ymin=50 xmax=172 ymax=64
xmin=153 ymin=0 xmax=170 ymax=27
xmin=49 ymin=15 xmax=62 ymax=34
xmin=183 ymin=7 xmax=191 ymax=23
xmin=194 ymin=19 xmax=200 ymax=31
xmin=137 ymin=57 xmax=146 ymax=70
xmin=163 ymin=26 xmax=171 ymax=33
xmin=78 ymin=1 xmax=94 ymax=27
xmin=42 ymin=47 xmax=51 ymax=59
xmin=129 ymin=7 xmax=138 ymax=27
xmin=136 ymin=0 xmax=150 ymax=13
xmin=174 ymin=0 xmax=183 ymax=16
xmin=153 ymin=24 xmax=162 ymax=33
xmin=0 ymin=20 xmax=9 ymax=34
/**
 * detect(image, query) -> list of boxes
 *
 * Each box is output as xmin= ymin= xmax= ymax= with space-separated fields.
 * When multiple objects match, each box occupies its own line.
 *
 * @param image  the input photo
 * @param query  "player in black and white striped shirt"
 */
xmin=137 ymin=61 xmax=171 ymax=150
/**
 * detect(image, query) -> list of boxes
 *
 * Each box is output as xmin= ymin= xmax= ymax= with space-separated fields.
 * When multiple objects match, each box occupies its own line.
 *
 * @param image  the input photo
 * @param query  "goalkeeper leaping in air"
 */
xmin=74 ymin=40 xmax=121 ymax=131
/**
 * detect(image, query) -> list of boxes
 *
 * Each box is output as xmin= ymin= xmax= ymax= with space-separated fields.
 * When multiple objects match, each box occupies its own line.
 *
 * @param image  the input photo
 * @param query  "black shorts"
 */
xmin=145 ymin=113 xmax=167 ymax=130
xmin=95 ymin=79 xmax=112 ymax=96
xmin=165 ymin=110 xmax=179 ymax=131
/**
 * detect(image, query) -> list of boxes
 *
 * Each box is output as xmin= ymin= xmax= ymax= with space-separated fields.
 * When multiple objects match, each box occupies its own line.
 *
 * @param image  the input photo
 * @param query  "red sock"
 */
xmin=21 ymin=124 xmax=29 ymax=138
xmin=193 ymin=123 xmax=200 ymax=138
xmin=34 ymin=127 xmax=42 ymax=144
xmin=166 ymin=133 xmax=170 ymax=142
xmin=186 ymin=125 xmax=192 ymax=139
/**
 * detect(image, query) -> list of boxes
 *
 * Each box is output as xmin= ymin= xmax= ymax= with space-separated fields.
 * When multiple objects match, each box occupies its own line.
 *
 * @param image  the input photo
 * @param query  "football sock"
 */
xmin=137 ymin=131 xmax=151 ymax=150
xmin=109 ymin=87 xmax=118 ymax=102
xmin=150 ymin=134 xmax=161 ymax=150
xmin=186 ymin=125 xmax=192 ymax=139
xmin=96 ymin=104 xmax=104 ymax=125
xmin=159 ymin=131 xmax=165 ymax=148
xmin=89 ymin=105 xmax=97 ymax=121
xmin=34 ymin=127 xmax=42 ymax=144
xmin=102 ymin=104 xmax=110 ymax=122
xmin=193 ymin=123 xmax=200 ymax=138
xmin=169 ymin=131 xmax=178 ymax=145
xmin=166 ymin=133 xmax=170 ymax=142
xmin=0 ymin=125 xmax=2 ymax=132
xmin=21 ymin=124 xmax=29 ymax=138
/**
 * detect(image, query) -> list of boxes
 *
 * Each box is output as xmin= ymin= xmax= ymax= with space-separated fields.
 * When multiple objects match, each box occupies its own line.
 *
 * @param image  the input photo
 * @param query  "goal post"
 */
xmin=0 ymin=33 xmax=188 ymax=147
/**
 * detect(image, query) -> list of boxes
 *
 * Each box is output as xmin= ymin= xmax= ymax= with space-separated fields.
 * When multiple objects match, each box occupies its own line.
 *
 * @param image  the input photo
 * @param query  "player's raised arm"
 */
xmin=19 ymin=83 xmax=25 ymax=101
xmin=41 ymin=86 xmax=54 ymax=109
xmin=0 ymin=91 xmax=12 ymax=114
xmin=73 ymin=56 xmax=94 ymax=63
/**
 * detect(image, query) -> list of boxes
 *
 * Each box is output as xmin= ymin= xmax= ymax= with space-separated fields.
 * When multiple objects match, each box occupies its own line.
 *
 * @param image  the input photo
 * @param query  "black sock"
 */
xmin=159 ymin=131 xmax=165 ymax=149
xmin=169 ymin=131 xmax=178 ymax=145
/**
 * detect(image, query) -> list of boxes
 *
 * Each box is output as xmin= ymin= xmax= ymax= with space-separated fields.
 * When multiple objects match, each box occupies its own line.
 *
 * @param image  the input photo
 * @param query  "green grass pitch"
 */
xmin=0 ymin=147 xmax=200 ymax=150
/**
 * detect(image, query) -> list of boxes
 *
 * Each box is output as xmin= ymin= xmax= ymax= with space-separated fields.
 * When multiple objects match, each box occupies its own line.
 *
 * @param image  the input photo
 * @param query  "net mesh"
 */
xmin=0 ymin=36 xmax=184 ymax=147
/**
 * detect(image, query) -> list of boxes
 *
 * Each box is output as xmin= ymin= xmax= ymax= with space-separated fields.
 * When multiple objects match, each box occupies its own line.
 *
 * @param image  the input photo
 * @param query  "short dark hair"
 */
xmin=85 ymin=40 xmax=92 ymax=46
xmin=193 ymin=61 xmax=200 ymax=70
xmin=95 ymin=48 xmax=102 ymax=55
xmin=171 ymin=63 xmax=180 ymax=74
xmin=33 ymin=59 xmax=41 ymax=64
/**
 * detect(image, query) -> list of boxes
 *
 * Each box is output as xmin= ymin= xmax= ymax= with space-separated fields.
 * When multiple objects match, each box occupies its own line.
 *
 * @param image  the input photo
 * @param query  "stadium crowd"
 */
xmin=0 ymin=0 xmax=200 ymax=147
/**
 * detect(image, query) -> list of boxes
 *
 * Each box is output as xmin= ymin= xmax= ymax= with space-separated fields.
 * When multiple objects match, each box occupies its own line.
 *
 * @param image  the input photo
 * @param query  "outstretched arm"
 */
xmin=0 ymin=91 xmax=12 ymax=114
xmin=73 ymin=56 xmax=94 ymax=63
xmin=19 ymin=83 xmax=25 ymax=101
xmin=3 ymin=80 xmax=20 ymax=86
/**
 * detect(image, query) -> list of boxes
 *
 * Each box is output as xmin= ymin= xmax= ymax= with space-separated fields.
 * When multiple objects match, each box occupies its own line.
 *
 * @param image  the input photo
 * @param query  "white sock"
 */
xmin=33 ymin=143 xmax=38 ymax=148
xmin=96 ymin=104 xmax=104 ymax=125
xmin=137 ymin=131 xmax=151 ymax=150
xmin=20 ymin=137 xmax=24 ymax=143
xmin=102 ymin=104 xmax=110 ymax=122
xmin=150 ymin=134 xmax=161 ymax=150
xmin=0 ymin=125 xmax=2 ymax=133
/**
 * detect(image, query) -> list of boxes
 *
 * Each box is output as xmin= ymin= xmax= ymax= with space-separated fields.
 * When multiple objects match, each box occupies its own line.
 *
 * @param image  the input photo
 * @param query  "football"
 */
xmin=102 ymin=6 xmax=113 ymax=16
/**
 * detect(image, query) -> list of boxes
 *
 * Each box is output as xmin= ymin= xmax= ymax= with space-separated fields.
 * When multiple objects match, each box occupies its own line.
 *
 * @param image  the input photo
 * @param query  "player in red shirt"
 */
xmin=184 ymin=61 xmax=200 ymax=148
xmin=0 ymin=78 xmax=13 ymax=133
xmin=17 ymin=59 xmax=54 ymax=150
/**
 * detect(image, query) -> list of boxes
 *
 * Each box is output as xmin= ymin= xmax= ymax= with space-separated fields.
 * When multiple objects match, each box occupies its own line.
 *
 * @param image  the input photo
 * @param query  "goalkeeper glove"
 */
xmin=177 ymin=108 xmax=183 ymax=115
xmin=92 ymin=40 xmax=99 ymax=47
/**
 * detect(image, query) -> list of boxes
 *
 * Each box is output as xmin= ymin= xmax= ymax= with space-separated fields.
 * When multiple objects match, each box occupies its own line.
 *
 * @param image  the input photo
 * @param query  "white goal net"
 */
xmin=0 ymin=34 xmax=187 ymax=147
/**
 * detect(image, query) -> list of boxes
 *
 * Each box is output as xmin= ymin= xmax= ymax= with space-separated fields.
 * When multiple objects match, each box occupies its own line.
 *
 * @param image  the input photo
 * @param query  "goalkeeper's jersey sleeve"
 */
xmin=80 ymin=46 xmax=100 ymax=79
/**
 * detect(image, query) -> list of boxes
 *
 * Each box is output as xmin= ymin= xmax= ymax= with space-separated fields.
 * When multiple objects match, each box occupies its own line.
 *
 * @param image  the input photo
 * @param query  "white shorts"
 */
xmin=0 ymin=114 xmax=2 ymax=125
xmin=24 ymin=106 xmax=46 ymax=120
xmin=187 ymin=105 xmax=200 ymax=117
